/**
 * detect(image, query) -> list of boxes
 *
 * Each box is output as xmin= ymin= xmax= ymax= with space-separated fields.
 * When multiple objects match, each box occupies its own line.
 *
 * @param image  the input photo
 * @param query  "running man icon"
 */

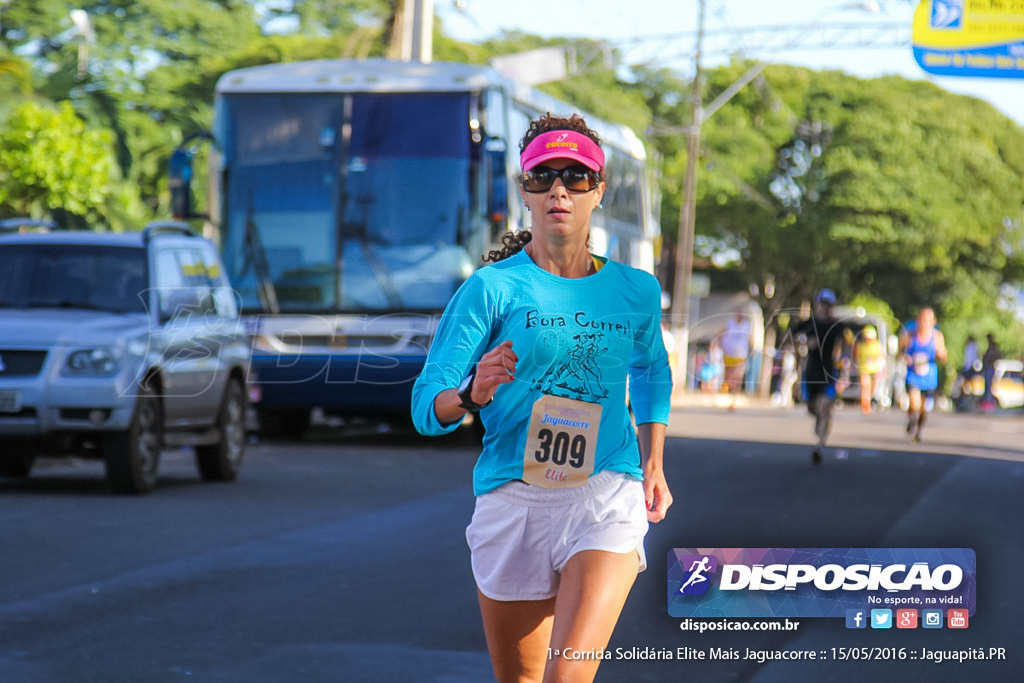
xmin=678 ymin=556 xmax=713 ymax=595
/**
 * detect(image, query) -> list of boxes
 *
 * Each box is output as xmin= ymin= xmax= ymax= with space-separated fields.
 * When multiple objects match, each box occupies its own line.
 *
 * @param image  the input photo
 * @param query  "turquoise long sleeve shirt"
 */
xmin=412 ymin=249 xmax=673 ymax=496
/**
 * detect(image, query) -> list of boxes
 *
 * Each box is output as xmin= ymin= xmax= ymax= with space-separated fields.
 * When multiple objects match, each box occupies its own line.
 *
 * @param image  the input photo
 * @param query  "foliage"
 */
xmin=0 ymin=48 xmax=32 ymax=96
xmin=659 ymin=63 xmax=1024 ymax=330
xmin=844 ymin=293 xmax=899 ymax=335
xmin=0 ymin=100 xmax=126 ymax=226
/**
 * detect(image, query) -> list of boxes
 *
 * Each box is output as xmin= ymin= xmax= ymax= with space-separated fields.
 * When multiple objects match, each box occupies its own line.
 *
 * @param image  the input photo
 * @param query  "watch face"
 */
xmin=458 ymin=374 xmax=473 ymax=394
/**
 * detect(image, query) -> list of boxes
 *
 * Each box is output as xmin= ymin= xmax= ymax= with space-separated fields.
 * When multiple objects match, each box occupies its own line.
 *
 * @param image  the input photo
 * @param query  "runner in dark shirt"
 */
xmin=793 ymin=289 xmax=845 ymax=464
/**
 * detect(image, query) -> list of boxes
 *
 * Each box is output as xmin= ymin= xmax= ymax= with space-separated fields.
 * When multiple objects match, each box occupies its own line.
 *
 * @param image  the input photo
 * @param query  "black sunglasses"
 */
xmin=522 ymin=165 xmax=601 ymax=193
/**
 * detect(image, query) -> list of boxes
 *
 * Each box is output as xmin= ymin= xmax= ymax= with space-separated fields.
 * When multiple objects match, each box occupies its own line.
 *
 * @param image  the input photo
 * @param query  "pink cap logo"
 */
xmin=520 ymin=130 xmax=604 ymax=172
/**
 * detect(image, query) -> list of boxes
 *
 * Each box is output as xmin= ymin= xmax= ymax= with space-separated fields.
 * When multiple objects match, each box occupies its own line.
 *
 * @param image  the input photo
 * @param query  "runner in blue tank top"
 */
xmin=900 ymin=307 xmax=947 ymax=442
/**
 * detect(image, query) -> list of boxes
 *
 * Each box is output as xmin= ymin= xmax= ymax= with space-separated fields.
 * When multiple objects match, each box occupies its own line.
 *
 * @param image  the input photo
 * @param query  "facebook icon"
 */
xmin=846 ymin=609 xmax=867 ymax=629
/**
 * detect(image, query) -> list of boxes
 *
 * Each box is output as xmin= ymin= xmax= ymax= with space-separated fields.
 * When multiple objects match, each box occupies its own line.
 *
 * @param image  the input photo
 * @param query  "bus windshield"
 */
xmin=220 ymin=91 xmax=476 ymax=312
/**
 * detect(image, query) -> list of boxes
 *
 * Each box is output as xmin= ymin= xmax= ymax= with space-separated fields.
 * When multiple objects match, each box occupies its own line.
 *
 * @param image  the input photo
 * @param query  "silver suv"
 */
xmin=0 ymin=219 xmax=250 ymax=494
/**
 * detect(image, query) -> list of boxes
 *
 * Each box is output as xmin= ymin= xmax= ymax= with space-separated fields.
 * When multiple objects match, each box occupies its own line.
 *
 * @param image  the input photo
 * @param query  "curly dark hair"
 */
xmin=518 ymin=112 xmax=602 ymax=154
xmin=482 ymin=113 xmax=602 ymax=263
xmin=482 ymin=229 xmax=533 ymax=263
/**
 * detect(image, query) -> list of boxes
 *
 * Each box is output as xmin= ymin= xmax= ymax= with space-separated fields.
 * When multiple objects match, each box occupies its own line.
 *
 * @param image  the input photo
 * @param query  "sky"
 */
xmin=434 ymin=0 xmax=1024 ymax=125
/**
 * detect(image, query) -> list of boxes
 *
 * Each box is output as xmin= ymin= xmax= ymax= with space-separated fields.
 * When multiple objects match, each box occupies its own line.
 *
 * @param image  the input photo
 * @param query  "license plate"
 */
xmin=0 ymin=390 xmax=22 ymax=413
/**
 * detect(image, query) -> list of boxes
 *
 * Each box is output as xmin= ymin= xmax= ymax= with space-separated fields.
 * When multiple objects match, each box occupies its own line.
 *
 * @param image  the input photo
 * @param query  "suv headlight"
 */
xmin=63 ymin=348 xmax=122 ymax=376
xmin=251 ymin=334 xmax=280 ymax=352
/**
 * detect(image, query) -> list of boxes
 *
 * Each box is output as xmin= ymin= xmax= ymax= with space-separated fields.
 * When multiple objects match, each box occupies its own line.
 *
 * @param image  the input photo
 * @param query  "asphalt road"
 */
xmin=1 ymin=402 xmax=1021 ymax=682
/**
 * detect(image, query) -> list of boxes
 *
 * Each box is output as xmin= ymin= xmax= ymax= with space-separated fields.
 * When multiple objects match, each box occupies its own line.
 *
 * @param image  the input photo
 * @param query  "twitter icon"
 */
xmin=870 ymin=609 xmax=893 ymax=629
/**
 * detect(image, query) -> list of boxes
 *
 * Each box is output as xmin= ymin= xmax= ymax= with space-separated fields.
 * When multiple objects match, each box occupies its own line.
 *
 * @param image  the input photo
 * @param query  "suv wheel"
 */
xmin=104 ymin=384 xmax=163 ymax=494
xmin=0 ymin=441 xmax=35 ymax=478
xmin=195 ymin=378 xmax=247 ymax=482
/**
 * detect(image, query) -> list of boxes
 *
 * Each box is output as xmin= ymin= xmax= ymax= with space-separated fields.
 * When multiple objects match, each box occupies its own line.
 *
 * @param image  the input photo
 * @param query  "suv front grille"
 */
xmin=0 ymin=350 xmax=48 ymax=377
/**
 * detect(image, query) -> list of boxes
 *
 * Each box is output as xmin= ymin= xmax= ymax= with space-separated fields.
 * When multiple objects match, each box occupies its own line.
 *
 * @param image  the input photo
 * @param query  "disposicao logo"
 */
xmin=667 ymin=548 xmax=976 ymax=619
xmin=676 ymin=555 xmax=717 ymax=596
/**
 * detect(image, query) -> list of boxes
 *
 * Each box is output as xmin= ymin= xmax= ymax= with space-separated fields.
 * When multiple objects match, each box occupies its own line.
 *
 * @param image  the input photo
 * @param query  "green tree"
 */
xmin=1 ymin=0 xmax=265 ymax=223
xmin=0 ymin=100 xmax=129 ymax=227
xmin=0 ymin=48 xmax=32 ymax=96
xmin=664 ymin=62 xmax=1024 ymax=329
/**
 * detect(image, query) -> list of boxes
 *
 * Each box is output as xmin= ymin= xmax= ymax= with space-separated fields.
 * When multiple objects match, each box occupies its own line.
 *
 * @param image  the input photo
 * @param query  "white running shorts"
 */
xmin=466 ymin=470 xmax=649 ymax=602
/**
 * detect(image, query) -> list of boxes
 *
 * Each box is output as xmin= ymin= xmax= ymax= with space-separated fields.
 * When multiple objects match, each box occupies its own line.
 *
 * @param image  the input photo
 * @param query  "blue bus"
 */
xmin=176 ymin=58 xmax=661 ymax=437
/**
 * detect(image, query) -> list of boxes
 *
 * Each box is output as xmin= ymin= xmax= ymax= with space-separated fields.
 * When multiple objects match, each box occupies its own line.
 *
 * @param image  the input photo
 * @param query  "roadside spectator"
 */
xmin=962 ymin=335 xmax=980 ymax=379
xmin=720 ymin=311 xmax=753 ymax=409
xmin=854 ymin=325 xmax=885 ymax=414
xmin=771 ymin=338 xmax=799 ymax=408
xmin=951 ymin=334 xmax=981 ymax=409
xmin=699 ymin=339 xmax=724 ymax=394
xmin=835 ymin=327 xmax=856 ymax=396
xmin=981 ymin=333 xmax=1002 ymax=410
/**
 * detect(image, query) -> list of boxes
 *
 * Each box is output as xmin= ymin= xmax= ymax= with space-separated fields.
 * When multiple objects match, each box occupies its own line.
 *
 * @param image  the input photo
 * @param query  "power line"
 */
xmin=564 ymin=21 xmax=910 ymax=76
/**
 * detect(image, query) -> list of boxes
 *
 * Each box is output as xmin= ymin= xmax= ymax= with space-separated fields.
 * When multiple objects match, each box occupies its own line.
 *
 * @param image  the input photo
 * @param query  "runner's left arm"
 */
xmin=627 ymin=274 xmax=673 ymax=522
xmin=638 ymin=421 xmax=671 ymax=523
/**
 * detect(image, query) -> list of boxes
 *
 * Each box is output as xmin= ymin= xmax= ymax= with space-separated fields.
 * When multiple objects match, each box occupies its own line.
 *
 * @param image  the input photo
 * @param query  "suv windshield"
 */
xmin=0 ymin=244 xmax=148 ymax=313
xmin=220 ymin=91 xmax=475 ymax=312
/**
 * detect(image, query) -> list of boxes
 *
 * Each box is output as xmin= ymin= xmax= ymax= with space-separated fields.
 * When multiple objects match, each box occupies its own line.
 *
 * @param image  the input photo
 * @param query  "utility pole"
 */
xmin=397 ymin=0 xmax=434 ymax=63
xmin=669 ymin=0 xmax=706 ymax=394
xmin=69 ymin=9 xmax=96 ymax=80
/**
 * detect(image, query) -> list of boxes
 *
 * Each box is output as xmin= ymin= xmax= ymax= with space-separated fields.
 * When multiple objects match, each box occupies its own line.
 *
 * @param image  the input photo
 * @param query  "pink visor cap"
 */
xmin=520 ymin=130 xmax=605 ymax=172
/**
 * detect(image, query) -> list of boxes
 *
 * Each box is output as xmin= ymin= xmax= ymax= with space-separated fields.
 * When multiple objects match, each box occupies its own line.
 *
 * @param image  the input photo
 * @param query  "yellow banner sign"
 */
xmin=912 ymin=0 xmax=1024 ymax=78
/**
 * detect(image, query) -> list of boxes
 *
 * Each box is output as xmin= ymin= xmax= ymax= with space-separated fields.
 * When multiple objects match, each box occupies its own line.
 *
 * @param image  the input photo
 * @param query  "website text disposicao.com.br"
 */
xmin=679 ymin=618 xmax=801 ymax=634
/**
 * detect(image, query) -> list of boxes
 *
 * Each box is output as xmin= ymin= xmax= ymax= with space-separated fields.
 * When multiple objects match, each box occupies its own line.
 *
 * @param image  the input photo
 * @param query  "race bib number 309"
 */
xmin=522 ymin=395 xmax=601 ymax=488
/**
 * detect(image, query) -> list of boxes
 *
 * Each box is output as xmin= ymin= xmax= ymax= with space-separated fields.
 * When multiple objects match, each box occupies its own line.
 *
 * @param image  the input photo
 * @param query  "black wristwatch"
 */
xmin=457 ymin=370 xmax=492 ymax=412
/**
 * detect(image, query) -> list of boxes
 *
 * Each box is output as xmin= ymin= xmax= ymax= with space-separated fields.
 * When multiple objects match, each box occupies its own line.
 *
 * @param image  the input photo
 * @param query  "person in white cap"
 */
xmin=793 ymin=289 xmax=844 ymax=464
xmin=412 ymin=112 xmax=672 ymax=683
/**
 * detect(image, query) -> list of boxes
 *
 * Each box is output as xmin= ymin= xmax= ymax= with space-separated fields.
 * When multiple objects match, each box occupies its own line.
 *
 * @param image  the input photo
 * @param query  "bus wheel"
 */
xmin=258 ymin=408 xmax=311 ymax=440
xmin=0 ymin=441 xmax=35 ymax=478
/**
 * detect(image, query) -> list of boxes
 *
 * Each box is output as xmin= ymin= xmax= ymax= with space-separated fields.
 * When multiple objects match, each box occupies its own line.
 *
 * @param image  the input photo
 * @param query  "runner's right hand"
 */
xmin=472 ymin=340 xmax=518 ymax=405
